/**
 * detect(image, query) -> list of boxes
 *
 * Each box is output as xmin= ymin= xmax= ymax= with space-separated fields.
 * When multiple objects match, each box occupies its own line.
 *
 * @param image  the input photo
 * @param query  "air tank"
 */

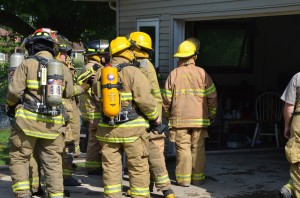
xmin=8 ymin=53 xmax=24 ymax=83
xmin=46 ymin=59 xmax=63 ymax=108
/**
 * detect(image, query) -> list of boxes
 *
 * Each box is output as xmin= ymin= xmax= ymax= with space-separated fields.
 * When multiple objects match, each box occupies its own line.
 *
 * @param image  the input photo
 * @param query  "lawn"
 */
xmin=0 ymin=128 xmax=10 ymax=165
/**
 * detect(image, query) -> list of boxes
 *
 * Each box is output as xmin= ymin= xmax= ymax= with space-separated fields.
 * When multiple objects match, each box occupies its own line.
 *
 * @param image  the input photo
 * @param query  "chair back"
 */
xmin=255 ymin=91 xmax=283 ymax=123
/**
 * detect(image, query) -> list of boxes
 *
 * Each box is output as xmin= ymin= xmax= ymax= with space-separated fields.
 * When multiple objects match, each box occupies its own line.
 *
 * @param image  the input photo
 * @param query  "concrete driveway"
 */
xmin=0 ymin=148 xmax=289 ymax=198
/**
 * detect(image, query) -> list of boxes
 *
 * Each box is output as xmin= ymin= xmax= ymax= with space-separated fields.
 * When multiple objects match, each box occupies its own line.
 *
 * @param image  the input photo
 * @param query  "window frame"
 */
xmin=186 ymin=21 xmax=256 ymax=73
xmin=137 ymin=18 xmax=160 ymax=68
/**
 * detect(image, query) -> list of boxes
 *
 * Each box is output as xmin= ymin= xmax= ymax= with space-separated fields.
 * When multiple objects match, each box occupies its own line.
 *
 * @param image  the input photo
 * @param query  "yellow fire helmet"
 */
xmin=173 ymin=38 xmax=200 ymax=58
xmin=129 ymin=31 xmax=153 ymax=51
xmin=110 ymin=36 xmax=134 ymax=61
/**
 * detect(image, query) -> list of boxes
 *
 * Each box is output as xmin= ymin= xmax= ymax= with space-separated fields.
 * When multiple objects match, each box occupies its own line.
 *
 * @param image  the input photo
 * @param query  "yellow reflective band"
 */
xmin=176 ymin=174 xmax=191 ymax=182
xmin=170 ymin=118 xmax=210 ymax=126
xmin=162 ymin=89 xmax=172 ymax=97
xmin=288 ymin=179 xmax=294 ymax=190
xmin=206 ymin=84 xmax=216 ymax=95
xmin=175 ymin=89 xmax=207 ymax=96
xmin=27 ymin=80 xmax=39 ymax=89
xmin=155 ymin=174 xmax=170 ymax=184
xmin=209 ymin=107 xmax=217 ymax=115
xmin=81 ymin=112 xmax=102 ymax=119
xmin=120 ymin=92 xmax=132 ymax=100
xmin=88 ymin=48 xmax=96 ymax=52
xmin=73 ymin=86 xmax=80 ymax=96
xmin=96 ymin=136 xmax=139 ymax=143
xmin=130 ymin=187 xmax=150 ymax=196
xmin=192 ymin=173 xmax=205 ymax=181
xmin=29 ymin=177 xmax=40 ymax=186
xmin=75 ymin=145 xmax=80 ymax=152
xmin=144 ymin=107 xmax=159 ymax=120
xmin=49 ymin=192 xmax=64 ymax=198
xmin=85 ymin=161 xmax=102 ymax=168
xmin=98 ymin=118 xmax=149 ymax=128
xmin=104 ymin=184 xmax=122 ymax=194
xmin=22 ymin=129 xmax=59 ymax=139
xmin=12 ymin=180 xmax=30 ymax=192
xmin=16 ymin=108 xmax=65 ymax=124
xmin=151 ymin=89 xmax=161 ymax=96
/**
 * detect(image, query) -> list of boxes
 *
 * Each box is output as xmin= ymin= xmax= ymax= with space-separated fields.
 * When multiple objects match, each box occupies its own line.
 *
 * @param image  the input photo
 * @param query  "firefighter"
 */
xmin=6 ymin=28 xmax=76 ymax=198
xmin=80 ymin=39 xmax=109 ymax=175
xmin=128 ymin=31 xmax=175 ymax=198
xmin=280 ymin=72 xmax=300 ymax=198
xmin=92 ymin=36 xmax=161 ymax=198
xmin=56 ymin=35 xmax=85 ymax=186
xmin=162 ymin=38 xmax=217 ymax=187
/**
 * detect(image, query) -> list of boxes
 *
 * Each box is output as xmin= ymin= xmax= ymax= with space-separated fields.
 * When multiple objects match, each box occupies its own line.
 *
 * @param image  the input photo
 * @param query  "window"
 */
xmin=186 ymin=22 xmax=255 ymax=73
xmin=137 ymin=18 xmax=159 ymax=68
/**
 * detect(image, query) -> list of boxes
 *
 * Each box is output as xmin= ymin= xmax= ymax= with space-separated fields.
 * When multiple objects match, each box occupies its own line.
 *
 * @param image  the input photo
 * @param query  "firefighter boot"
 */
xmin=163 ymin=189 xmax=175 ymax=198
xmin=278 ymin=184 xmax=294 ymax=198
xmin=64 ymin=176 xmax=83 ymax=186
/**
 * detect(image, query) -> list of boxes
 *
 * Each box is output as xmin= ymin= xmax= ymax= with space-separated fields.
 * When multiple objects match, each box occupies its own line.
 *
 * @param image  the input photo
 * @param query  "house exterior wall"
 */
xmin=116 ymin=0 xmax=300 ymax=83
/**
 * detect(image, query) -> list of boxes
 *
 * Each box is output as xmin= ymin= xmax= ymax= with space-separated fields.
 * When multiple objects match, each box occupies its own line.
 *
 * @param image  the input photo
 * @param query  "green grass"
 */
xmin=0 ymin=128 xmax=10 ymax=165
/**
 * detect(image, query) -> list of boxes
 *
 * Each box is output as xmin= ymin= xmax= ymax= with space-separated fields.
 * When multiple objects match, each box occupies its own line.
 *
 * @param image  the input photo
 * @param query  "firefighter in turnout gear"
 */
xmin=56 ymin=35 xmax=85 ymax=186
xmin=128 ymin=31 xmax=175 ymax=198
xmin=6 ymin=28 xmax=75 ymax=198
xmin=93 ymin=36 xmax=161 ymax=198
xmin=80 ymin=39 xmax=109 ymax=175
xmin=162 ymin=38 xmax=217 ymax=187
xmin=8 ymin=49 xmax=44 ymax=197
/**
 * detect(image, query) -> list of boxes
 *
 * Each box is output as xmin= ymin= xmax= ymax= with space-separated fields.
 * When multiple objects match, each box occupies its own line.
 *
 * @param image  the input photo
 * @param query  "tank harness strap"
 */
xmin=293 ymin=112 xmax=300 ymax=115
xmin=22 ymin=56 xmax=68 ymax=120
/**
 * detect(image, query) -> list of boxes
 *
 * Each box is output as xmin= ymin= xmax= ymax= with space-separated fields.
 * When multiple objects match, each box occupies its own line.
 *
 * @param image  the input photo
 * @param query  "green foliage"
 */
xmin=0 ymin=62 xmax=8 ymax=104
xmin=0 ymin=128 xmax=10 ymax=165
xmin=0 ymin=0 xmax=116 ymax=41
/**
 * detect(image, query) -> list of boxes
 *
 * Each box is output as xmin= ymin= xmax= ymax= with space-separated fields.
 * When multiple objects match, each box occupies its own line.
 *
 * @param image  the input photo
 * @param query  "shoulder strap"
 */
xmin=27 ymin=55 xmax=49 ymax=79
xmin=27 ymin=55 xmax=48 ymax=66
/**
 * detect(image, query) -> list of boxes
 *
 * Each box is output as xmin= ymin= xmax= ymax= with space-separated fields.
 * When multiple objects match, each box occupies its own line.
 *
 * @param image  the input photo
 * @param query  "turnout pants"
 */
xmin=285 ymin=101 xmax=300 ymax=197
xmin=101 ymin=133 xmax=150 ymax=198
xmin=148 ymin=132 xmax=171 ymax=191
xmin=9 ymin=125 xmax=64 ymax=198
xmin=85 ymin=118 xmax=102 ymax=172
xmin=29 ymin=151 xmax=41 ymax=193
xmin=169 ymin=128 xmax=208 ymax=186
xmin=71 ymin=105 xmax=81 ymax=156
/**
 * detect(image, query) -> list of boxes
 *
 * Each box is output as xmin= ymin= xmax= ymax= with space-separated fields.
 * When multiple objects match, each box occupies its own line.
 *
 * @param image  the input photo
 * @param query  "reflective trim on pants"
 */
xmin=192 ymin=173 xmax=205 ymax=181
xmin=154 ymin=174 xmax=170 ymax=184
xmin=176 ymin=174 xmax=191 ymax=183
xmin=49 ymin=192 xmax=64 ymax=198
xmin=12 ymin=180 xmax=30 ymax=192
xmin=104 ymin=184 xmax=122 ymax=195
xmin=130 ymin=187 xmax=150 ymax=197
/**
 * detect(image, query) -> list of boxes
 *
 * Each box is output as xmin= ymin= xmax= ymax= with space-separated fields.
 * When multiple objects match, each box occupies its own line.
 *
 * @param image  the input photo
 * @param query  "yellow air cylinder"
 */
xmin=101 ymin=66 xmax=120 ymax=119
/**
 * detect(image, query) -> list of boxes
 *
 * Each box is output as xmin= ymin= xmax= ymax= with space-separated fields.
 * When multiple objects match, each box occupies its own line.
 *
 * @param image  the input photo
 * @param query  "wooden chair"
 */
xmin=251 ymin=91 xmax=283 ymax=147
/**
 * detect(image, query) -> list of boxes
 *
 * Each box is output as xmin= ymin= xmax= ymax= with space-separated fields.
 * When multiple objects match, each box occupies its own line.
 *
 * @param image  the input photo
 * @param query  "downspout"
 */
xmin=109 ymin=1 xmax=116 ymax=11
xmin=109 ymin=0 xmax=119 ymax=36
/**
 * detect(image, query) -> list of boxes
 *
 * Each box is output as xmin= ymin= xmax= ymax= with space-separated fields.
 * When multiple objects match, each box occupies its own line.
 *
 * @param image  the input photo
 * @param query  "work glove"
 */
xmin=6 ymin=104 xmax=16 ymax=118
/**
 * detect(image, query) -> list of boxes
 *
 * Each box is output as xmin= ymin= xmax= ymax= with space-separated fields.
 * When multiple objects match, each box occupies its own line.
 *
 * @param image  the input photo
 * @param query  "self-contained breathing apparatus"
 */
xmin=23 ymin=55 xmax=65 ymax=117
xmin=8 ymin=52 xmax=25 ymax=83
xmin=98 ymin=62 xmax=143 ymax=126
xmin=98 ymin=61 xmax=166 ymax=133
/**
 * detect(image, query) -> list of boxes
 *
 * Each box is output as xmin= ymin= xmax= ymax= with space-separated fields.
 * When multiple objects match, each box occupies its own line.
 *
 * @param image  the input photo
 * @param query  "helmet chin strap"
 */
xmin=182 ymin=56 xmax=196 ymax=66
